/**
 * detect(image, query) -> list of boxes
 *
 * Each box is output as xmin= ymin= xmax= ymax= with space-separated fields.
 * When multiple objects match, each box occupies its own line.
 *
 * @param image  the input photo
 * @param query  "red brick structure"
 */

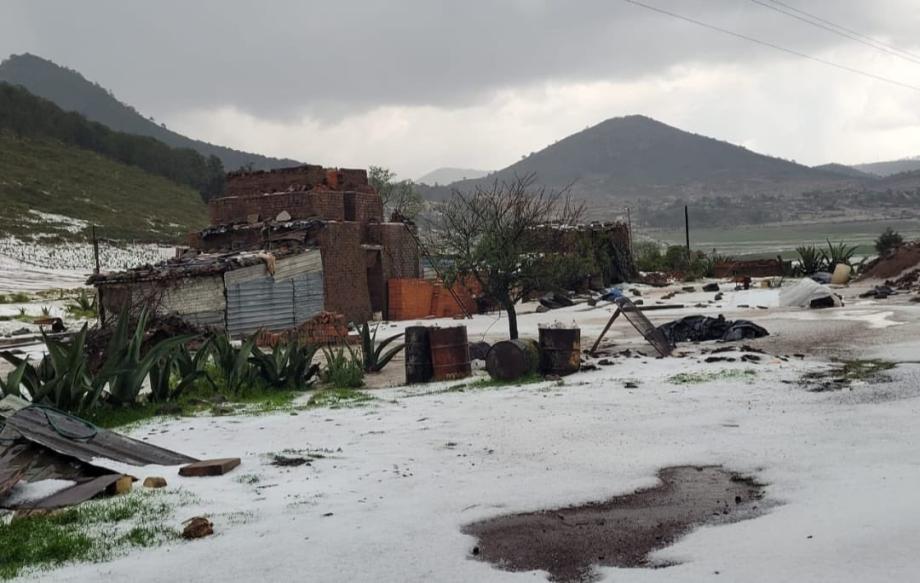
xmin=200 ymin=164 xmax=420 ymax=322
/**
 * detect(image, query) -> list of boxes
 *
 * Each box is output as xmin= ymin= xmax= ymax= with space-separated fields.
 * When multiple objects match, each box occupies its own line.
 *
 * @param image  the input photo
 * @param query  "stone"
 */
xmin=182 ymin=516 xmax=214 ymax=539
xmin=143 ymin=477 xmax=168 ymax=489
xmin=275 ymin=210 xmax=292 ymax=222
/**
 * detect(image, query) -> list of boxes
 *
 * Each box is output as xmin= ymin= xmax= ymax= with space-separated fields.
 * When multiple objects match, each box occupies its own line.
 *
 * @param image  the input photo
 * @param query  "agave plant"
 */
xmin=95 ymin=308 xmax=192 ymax=406
xmin=359 ymin=322 xmax=405 ymax=373
xmin=795 ymin=245 xmax=825 ymax=275
xmin=211 ymin=334 xmax=257 ymax=394
xmin=148 ymin=339 xmax=214 ymax=403
xmin=1 ymin=325 xmax=98 ymax=412
xmin=822 ymin=239 xmax=858 ymax=268
xmin=250 ymin=341 xmax=319 ymax=390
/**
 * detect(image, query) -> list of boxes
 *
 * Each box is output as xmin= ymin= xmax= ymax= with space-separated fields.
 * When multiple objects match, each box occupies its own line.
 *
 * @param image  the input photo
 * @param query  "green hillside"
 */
xmin=0 ymin=133 xmax=208 ymax=242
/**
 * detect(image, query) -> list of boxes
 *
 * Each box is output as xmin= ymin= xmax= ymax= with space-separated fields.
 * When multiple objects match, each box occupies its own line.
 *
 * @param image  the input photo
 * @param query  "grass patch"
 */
xmin=0 ymin=292 xmax=31 ymax=303
xmin=668 ymin=369 xmax=758 ymax=385
xmin=308 ymin=388 xmax=374 ymax=409
xmin=0 ymin=133 xmax=207 ymax=242
xmin=0 ymin=490 xmax=184 ymax=580
xmin=802 ymin=359 xmax=897 ymax=392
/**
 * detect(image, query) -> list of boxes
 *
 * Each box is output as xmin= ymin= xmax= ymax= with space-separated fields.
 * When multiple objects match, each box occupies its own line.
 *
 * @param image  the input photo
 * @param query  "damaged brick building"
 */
xmin=90 ymin=165 xmax=421 ymax=334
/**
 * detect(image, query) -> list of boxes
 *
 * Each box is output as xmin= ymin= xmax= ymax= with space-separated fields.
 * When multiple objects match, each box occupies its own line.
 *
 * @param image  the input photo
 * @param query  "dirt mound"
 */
xmin=463 ymin=466 xmax=767 ymax=582
xmin=859 ymin=241 xmax=920 ymax=280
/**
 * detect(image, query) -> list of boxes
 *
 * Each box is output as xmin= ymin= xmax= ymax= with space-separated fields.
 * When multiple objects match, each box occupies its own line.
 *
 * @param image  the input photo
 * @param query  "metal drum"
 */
xmin=429 ymin=326 xmax=472 ymax=381
xmin=539 ymin=327 xmax=581 ymax=376
xmin=404 ymin=326 xmax=433 ymax=384
xmin=485 ymin=339 xmax=540 ymax=381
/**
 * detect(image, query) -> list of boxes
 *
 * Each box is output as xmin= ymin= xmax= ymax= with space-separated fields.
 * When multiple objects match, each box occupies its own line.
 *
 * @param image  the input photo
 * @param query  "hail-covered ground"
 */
xmin=12 ymin=277 xmax=920 ymax=583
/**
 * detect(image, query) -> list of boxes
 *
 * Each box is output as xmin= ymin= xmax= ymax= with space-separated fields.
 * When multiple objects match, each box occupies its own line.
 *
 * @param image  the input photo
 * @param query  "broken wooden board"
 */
xmin=21 ymin=474 xmax=125 ymax=509
xmin=179 ymin=458 xmax=241 ymax=477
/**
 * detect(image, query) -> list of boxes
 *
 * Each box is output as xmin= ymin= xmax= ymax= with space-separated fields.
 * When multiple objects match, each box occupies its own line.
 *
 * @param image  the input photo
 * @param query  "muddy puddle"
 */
xmin=463 ymin=466 xmax=767 ymax=582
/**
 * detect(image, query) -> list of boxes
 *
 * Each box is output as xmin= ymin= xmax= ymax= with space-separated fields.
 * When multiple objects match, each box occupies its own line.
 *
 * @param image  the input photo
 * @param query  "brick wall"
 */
xmin=225 ymin=165 xmax=327 ymax=197
xmin=208 ymin=190 xmax=348 ymax=225
xmin=369 ymin=223 xmax=421 ymax=281
xmin=318 ymin=222 xmax=372 ymax=322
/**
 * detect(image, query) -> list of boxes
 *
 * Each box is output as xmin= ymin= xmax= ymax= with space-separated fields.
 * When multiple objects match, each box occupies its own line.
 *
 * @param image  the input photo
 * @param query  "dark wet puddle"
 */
xmin=463 ymin=466 xmax=767 ymax=582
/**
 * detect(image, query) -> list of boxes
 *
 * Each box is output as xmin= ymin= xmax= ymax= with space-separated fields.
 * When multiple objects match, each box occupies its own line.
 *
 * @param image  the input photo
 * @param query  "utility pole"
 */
xmin=92 ymin=225 xmax=106 ymax=325
xmin=684 ymin=205 xmax=691 ymax=261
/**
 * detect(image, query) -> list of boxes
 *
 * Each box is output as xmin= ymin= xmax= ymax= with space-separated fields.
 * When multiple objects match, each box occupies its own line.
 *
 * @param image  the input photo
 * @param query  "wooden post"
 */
xmin=684 ymin=205 xmax=691 ymax=261
xmin=589 ymin=307 xmax=621 ymax=356
xmin=626 ymin=207 xmax=634 ymax=267
xmin=92 ymin=225 xmax=105 ymax=325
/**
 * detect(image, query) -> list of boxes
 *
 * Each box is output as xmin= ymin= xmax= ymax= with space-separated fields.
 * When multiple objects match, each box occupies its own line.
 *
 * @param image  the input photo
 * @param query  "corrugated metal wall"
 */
xmin=224 ymin=250 xmax=325 ymax=337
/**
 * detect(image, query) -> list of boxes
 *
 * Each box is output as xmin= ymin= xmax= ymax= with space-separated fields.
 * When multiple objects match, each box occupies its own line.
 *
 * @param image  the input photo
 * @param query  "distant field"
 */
xmin=645 ymin=218 xmax=920 ymax=258
xmin=0 ymin=133 xmax=208 ymax=242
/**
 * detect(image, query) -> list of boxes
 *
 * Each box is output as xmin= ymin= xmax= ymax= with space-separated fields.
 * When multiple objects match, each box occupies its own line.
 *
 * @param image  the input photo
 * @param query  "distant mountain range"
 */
xmin=853 ymin=157 xmax=920 ymax=177
xmin=416 ymin=167 xmax=490 ymax=185
xmin=418 ymin=115 xmax=920 ymax=227
xmin=420 ymin=115 xmax=855 ymax=201
xmin=0 ymin=53 xmax=299 ymax=172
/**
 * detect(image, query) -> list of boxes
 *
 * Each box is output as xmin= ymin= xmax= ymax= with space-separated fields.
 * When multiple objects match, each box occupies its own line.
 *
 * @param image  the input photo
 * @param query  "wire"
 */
xmin=748 ymin=0 xmax=920 ymax=66
xmin=765 ymin=0 xmax=920 ymax=63
xmin=622 ymin=0 xmax=920 ymax=93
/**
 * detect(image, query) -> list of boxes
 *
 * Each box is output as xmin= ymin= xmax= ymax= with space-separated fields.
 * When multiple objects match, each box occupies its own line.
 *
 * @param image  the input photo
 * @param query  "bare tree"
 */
xmin=436 ymin=174 xmax=584 ymax=339
xmin=368 ymin=166 xmax=424 ymax=220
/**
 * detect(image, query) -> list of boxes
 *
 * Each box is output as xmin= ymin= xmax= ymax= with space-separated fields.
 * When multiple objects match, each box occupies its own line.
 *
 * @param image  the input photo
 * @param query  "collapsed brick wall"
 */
xmin=224 ymin=165 xmax=327 ymax=197
xmin=225 ymin=165 xmax=372 ymax=198
xmin=208 ymin=190 xmax=348 ymax=225
xmin=318 ymin=222 xmax=372 ymax=322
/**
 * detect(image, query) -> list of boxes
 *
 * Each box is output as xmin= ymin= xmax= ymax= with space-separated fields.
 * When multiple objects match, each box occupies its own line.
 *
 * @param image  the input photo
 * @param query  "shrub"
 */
xmin=795 ymin=245 xmax=825 ymax=275
xmin=633 ymin=241 xmax=664 ymax=272
xmin=322 ymin=345 xmax=364 ymax=388
xmin=822 ymin=239 xmax=858 ymax=268
xmin=875 ymin=227 xmax=904 ymax=255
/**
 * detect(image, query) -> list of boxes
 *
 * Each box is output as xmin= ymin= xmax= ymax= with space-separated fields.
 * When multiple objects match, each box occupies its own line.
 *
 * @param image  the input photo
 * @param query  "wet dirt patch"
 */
xmin=800 ymin=359 xmax=897 ymax=392
xmin=463 ymin=466 xmax=767 ymax=582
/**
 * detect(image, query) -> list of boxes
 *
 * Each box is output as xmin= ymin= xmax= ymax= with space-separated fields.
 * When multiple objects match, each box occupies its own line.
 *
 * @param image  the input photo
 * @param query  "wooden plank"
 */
xmin=179 ymin=458 xmax=241 ymax=477
xmin=23 ymin=474 xmax=124 ymax=509
xmin=589 ymin=307 xmax=621 ymax=356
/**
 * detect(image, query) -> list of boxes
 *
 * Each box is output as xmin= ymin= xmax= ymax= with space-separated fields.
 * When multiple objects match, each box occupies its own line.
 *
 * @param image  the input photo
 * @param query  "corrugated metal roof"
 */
xmin=293 ymin=272 xmax=325 ymax=324
xmin=226 ymin=276 xmax=295 ymax=336
xmin=0 ymin=404 xmax=197 ymax=467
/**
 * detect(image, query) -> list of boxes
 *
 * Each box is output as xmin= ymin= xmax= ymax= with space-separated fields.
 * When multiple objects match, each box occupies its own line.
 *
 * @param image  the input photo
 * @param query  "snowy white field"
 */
xmin=15 ymin=280 xmax=920 ymax=583
xmin=0 ymin=237 xmax=174 ymax=293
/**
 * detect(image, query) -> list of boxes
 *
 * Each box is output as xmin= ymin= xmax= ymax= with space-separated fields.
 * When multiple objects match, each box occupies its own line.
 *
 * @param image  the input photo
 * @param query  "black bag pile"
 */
xmin=657 ymin=314 xmax=768 ymax=344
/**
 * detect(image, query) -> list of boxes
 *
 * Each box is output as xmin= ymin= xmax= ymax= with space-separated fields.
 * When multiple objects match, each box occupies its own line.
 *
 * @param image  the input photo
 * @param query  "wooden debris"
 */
xmin=179 ymin=458 xmax=241 ymax=477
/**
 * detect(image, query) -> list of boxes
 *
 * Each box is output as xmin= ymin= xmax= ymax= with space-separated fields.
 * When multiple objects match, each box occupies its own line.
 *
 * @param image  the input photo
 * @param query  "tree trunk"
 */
xmin=505 ymin=302 xmax=519 ymax=340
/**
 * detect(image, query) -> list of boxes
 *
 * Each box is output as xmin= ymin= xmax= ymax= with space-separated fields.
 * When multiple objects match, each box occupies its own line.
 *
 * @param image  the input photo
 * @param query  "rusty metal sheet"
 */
xmin=1 ymin=407 xmax=198 ymax=467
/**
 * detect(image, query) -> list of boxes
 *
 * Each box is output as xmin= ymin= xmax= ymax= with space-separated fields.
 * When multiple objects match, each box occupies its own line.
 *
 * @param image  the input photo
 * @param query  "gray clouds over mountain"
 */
xmin=2 ymin=1 xmax=919 ymax=177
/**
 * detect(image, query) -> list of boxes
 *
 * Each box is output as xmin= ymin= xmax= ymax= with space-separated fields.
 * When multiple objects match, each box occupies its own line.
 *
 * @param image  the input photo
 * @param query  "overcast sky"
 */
xmin=2 ymin=0 xmax=920 ymax=178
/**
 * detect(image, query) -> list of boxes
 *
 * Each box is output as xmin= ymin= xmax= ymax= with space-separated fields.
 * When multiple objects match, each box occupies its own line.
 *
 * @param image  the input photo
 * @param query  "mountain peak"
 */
xmin=0 ymin=53 xmax=299 ymax=171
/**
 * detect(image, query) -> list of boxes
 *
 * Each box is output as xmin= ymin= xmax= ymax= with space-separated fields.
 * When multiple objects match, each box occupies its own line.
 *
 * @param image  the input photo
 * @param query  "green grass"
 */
xmin=0 ymin=490 xmax=184 ymax=580
xmin=0 ymin=292 xmax=32 ymax=303
xmin=668 ymin=369 xmax=758 ymax=385
xmin=0 ymin=133 xmax=208 ymax=242
xmin=307 ymin=388 xmax=374 ymax=408
xmin=649 ymin=218 xmax=920 ymax=259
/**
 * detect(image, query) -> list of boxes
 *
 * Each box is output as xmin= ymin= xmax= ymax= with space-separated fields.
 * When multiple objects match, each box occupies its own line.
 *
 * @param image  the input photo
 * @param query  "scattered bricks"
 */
xmin=143 ymin=477 xmax=168 ymax=489
xmin=713 ymin=259 xmax=784 ymax=279
xmin=179 ymin=458 xmax=241 ymax=477
xmin=182 ymin=516 xmax=214 ymax=539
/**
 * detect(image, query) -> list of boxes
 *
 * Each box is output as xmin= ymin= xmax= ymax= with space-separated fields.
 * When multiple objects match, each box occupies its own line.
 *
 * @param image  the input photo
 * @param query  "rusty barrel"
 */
xmin=539 ymin=327 xmax=581 ymax=376
xmin=485 ymin=338 xmax=540 ymax=381
xmin=405 ymin=326 xmax=433 ymax=384
xmin=429 ymin=326 xmax=471 ymax=381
